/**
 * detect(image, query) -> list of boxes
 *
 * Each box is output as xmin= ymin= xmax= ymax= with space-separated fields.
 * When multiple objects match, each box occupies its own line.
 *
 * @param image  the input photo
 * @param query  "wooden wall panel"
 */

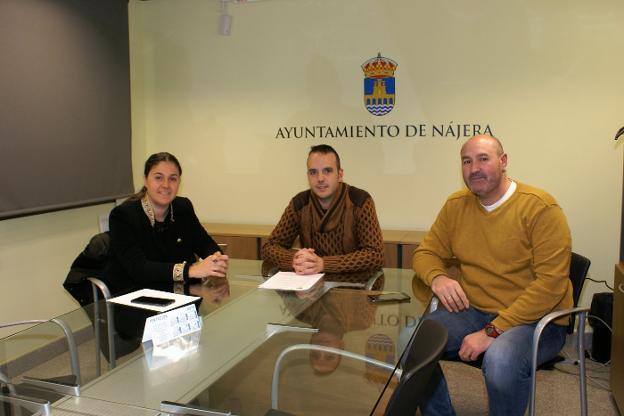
xmin=211 ymin=235 xmax=258 ymax=260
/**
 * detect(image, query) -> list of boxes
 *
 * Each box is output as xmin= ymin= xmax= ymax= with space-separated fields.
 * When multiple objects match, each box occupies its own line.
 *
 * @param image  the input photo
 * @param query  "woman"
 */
xmin=105 ymin=152 xmax=228 ymax=295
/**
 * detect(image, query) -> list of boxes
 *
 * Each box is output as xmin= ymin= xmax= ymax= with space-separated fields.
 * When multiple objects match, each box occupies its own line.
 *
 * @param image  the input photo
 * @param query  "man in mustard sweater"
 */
xmin=413 ymin=135 xmax=572 ymax=416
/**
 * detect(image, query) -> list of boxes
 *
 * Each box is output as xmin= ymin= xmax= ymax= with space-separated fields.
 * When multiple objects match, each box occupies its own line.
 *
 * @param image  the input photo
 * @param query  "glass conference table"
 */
xmin=0 ymin=260 xmax=432 ymax=416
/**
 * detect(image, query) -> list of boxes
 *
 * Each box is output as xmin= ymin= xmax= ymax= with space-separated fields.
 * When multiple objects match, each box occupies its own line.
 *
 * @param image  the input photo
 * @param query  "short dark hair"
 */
xmin=308 ymin=144 xmax=341 ymax=170
xmin=144 ymin=152 xmax=182 ymax=176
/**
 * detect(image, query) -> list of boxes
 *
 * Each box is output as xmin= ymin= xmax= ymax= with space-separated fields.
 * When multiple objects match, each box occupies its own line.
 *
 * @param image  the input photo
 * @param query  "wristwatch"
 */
xmin=484 ymin=323 xmax=503 ymax=338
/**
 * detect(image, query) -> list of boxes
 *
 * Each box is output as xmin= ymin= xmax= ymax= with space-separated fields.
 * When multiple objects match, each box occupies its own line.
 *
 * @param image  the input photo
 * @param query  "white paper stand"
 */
xmin=108 ymin=288 xmax=200 ymax=313
xmin=142 ymin=304 xmax=202 ymax=346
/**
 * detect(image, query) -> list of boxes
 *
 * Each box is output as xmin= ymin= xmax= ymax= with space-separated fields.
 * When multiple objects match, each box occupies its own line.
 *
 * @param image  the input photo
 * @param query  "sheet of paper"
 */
xmin=258 ymin=271 xmax=324 ymax=291
xmin=108 ymin=288 xmax=200 ymax=312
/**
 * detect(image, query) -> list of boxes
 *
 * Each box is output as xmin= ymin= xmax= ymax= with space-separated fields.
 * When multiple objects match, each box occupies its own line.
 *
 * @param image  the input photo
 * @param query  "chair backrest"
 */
xmin=570 ymin=252 xmax=590 ymax=305
xmin=568 ymin=252 xmax=591 ymax=333
xmin=384 ymin=319 xmax=448 ymax=416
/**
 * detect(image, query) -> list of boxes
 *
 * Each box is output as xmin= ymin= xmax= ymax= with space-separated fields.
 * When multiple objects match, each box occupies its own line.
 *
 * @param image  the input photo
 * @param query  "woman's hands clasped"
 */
xmin=189 ymin=252 xmax=229 ymax=279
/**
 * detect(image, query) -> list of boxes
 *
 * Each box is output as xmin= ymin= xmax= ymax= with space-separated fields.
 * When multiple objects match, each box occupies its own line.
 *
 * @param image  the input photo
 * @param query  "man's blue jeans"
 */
xmin=422 ymin=306 xmax=567 ymax=416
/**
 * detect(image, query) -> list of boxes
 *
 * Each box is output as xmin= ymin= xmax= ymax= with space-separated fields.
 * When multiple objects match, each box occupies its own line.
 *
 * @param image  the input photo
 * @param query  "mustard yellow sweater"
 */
xmin=413 ymin=182 xmax=573 ymax=330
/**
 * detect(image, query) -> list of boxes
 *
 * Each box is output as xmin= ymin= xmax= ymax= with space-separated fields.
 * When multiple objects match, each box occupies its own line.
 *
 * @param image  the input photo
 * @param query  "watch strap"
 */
xmin=484 ymin=323 xmax=502 ymax=338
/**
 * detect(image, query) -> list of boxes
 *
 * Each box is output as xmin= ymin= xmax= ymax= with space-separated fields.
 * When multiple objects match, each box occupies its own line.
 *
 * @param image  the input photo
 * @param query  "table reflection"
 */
xmin=188 ymin=277 xmax=231 ymax=305
xmin=276 ymin=269 xmax=384 ymax=375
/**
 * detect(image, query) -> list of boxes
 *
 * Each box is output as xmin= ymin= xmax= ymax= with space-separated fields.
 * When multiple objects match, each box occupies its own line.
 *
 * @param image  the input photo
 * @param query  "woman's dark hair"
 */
xmin=143 ymin=152 xmax=182 ymax=177
xmin=129 ymin=152 xmax=182 ymax=200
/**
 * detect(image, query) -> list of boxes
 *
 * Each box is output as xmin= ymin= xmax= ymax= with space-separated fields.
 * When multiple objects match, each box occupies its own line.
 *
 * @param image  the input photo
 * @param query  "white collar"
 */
xmin=141 ymin=194 xmax=174 ymax=227
xmin=482 ymin=180 xmax=516 ymax=212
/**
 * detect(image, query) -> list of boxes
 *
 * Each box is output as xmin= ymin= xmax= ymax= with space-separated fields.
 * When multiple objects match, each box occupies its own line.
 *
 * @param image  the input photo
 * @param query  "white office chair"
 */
xmin=0 ymin=319 xmax=81 ymax=388
xmin=0 ymin=318 xmax=82 ymax=415
xmin=268 ymin=343 xmax=401 ymax=412
xmin=529 ymin=307 xmax=589 ymax=416
xmin=268 ymin=319 xmax=448 ymax=415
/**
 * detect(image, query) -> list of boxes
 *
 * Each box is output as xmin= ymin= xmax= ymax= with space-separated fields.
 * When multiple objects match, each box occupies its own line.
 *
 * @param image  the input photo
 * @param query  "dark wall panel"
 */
xmin=0 ymin=0 xmax=132 ymax=219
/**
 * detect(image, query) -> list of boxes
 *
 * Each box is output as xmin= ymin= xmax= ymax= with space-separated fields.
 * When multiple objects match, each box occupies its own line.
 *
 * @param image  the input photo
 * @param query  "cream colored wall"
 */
xmin=128 ymin=0 xmax=624 ymax=307
xmin=0 ymin=204 xmax=114 ymax=338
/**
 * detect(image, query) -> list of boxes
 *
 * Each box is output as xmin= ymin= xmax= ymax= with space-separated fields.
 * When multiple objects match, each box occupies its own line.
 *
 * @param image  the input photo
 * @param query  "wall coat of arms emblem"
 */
xmin=362 ymin=53 xmax=397 ymax=116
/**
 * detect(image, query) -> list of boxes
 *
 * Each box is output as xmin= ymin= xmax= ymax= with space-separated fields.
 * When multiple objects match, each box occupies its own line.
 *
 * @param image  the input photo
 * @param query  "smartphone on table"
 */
xmin=368 ymin=291 xmax=411 ymax=303
xmin=131 ymin=296 xmax=175 ymax=307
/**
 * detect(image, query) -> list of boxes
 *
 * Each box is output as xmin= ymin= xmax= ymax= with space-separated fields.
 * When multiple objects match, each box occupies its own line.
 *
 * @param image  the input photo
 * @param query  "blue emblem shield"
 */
xmin=362 ymin=53 xmax=397 ymax=116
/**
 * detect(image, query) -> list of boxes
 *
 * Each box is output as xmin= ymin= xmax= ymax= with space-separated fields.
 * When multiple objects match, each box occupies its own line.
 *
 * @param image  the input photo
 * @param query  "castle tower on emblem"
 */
xmin=361 ymin=53 xmax=397 ymax=116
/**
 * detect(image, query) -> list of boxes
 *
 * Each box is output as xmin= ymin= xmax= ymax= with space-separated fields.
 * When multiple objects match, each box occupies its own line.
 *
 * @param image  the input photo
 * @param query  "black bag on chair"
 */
xmin=63 ymin=232 xmax=110 ymax=306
